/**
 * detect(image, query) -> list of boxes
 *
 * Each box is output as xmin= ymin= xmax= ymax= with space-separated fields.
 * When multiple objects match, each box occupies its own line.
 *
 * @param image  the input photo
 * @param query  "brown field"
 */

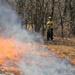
xmin=44 ymin=37 xmax=75 ymax=64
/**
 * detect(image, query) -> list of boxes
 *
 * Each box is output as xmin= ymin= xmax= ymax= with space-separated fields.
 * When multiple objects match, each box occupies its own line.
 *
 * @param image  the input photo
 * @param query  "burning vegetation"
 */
xmin=0 ymin=0 xmax=75 ymax=75
xmin=0 ymin=36 xmax=50 ymax=74
xmin=0 ymin=36 xmax=75 ymax=75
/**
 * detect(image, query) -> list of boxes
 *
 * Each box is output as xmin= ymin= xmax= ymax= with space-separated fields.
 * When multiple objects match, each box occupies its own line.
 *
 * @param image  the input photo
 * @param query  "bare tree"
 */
xmin=9 ymin=0 xmax=75 ymax=37
xmin=58 ymin=0 xmax=64 ymax=38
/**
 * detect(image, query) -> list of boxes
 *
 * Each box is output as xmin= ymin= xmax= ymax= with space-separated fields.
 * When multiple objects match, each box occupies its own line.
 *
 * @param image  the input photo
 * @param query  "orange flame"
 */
xmin=0 ymin=36 xmax=54 ymax=73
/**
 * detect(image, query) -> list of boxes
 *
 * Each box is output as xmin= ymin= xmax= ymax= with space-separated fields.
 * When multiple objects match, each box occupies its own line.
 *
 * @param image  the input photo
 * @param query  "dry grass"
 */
xmin=44 ymin=37 xmax=75 ymax=64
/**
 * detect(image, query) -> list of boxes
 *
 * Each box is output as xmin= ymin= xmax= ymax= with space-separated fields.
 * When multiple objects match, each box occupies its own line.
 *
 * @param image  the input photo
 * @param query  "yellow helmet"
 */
xmin=48 ymin=16 xmax=51 ymax=19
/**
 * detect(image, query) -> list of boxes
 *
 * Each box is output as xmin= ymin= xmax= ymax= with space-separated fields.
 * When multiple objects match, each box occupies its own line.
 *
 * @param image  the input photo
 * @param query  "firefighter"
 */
xmin=46 ymin=16 xmax=54 ymax=41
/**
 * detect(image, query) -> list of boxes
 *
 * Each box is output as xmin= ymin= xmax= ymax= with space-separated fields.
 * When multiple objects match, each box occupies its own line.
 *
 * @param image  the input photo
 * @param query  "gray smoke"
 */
xmin=0 ymin=0 xmax=43 ymax=43
xmin=0 ymin=0 xmax=75 ymax=75
xmin=17 ymin=46 xmax=75 ymax=75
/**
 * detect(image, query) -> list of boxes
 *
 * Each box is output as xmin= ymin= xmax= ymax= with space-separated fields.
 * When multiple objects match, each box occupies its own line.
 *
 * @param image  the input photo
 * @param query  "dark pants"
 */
xmin=47 ymin=28 xmax=53 ymax=41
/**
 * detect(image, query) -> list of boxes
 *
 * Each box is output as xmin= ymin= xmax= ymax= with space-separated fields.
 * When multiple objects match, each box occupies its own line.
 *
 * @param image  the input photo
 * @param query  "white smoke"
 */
xmin=0 ymin=0 xmax=75 ymax=75
xmin=0 ymin=0 xmax=43 ymax=43
xmin=18 ymin=48 xmax=75 ymax=75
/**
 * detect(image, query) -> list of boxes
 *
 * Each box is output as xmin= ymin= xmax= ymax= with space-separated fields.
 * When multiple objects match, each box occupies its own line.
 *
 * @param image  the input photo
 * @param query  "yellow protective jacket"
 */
xmin=46 ymin=20 xmax=53 ymax=29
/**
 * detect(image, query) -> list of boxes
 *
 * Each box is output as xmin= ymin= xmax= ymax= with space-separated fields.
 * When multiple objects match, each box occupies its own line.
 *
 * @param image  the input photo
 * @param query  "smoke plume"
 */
xmin=0 ymin=0 xmax=75 ymax=75
xmin=0 ymin=0 xmax=43 ymax=43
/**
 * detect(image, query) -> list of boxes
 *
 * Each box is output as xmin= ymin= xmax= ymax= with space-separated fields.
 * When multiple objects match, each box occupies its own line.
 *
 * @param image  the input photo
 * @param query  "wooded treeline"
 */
xmin=2 ymin=0 xmax=75 ymax=38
